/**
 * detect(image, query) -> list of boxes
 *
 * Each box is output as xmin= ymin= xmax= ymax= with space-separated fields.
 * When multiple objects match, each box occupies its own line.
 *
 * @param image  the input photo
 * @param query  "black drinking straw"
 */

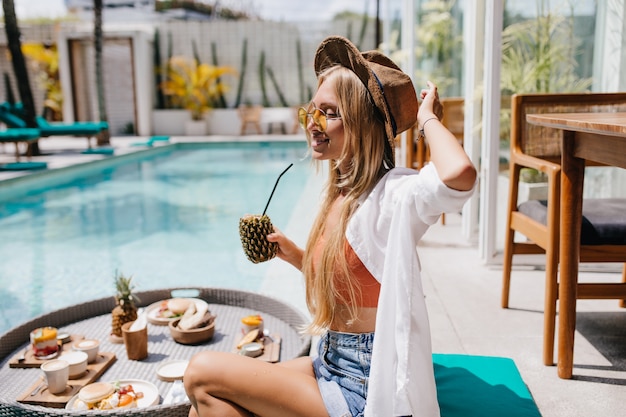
xmin=262 ymin=163 xmax=293 ymax=216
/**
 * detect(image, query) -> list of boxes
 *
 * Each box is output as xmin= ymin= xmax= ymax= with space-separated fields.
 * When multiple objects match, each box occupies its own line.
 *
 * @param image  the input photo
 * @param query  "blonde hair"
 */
xmin=302 ymin=66 xmax=388 ymax=334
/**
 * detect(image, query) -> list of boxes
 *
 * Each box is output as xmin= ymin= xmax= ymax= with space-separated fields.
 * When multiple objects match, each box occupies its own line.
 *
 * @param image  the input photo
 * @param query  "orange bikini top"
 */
xmin=313 ymin=237 xmax=381 ymax=308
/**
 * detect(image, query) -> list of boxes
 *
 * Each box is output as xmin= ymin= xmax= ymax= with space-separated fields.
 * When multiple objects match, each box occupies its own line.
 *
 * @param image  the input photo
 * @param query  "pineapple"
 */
xmin=239 ymin=214 xmax=278 ymax=263
xmin=111 ymin=271 xmax=139 ymax=338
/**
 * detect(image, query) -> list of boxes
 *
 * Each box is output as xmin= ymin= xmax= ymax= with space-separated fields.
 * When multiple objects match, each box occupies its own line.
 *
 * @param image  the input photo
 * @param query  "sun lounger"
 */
xmin=0 ymin=105 xmax=30 ymax=130
xmin=35 ymin=116 xmax=109 ymax=149
xmin=0 ymin=103 xmax=109 ymax=150
xmin=0 ymin=128 xmax=47 ymax=170
xmin=0 ymin=161 xmax=48 ymax=170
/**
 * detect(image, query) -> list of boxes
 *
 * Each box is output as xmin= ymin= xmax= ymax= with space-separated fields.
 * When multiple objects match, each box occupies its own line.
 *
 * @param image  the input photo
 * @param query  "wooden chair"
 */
xmin=501 ymin=92 xmax=626 ymax=366
xmin=237 ymin=105 xmax=262 ymax=135
xmin=291 ymin=106 xmax=301 ymax=134
xmin=409 ymin=97 xmax=464 ymax=169
xmin=441 ymin=97 xmax=465 ymax=144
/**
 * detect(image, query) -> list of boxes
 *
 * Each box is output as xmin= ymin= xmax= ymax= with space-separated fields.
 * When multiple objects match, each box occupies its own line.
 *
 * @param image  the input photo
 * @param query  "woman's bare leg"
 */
xmin=184 ymin=351 xmax=328 ymax=417
xmin=276 ymin=356 xmax=317 ymax=375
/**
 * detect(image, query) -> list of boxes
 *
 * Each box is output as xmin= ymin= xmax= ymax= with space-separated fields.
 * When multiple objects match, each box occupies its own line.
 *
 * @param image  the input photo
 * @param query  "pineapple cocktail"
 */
xmin=239 ymin=163 xmax=292 ymax=264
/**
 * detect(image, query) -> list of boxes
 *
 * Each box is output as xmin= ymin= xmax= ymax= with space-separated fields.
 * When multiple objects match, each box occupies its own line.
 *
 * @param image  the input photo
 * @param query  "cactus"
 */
xmin=211 ymin=42 xmax=228 ymax=108
xmin=153 ymin=29 xmax=165 ymax=109
xmin=192 ymin=39 xmax=201 ymax=66
xmin=234 ymin=38 xmax=247 ymax=108
xmin=266 ymin=66 xmax=288 ymax=107
xmin=258 ymin=51 xmax=270 ymax=107
xmin=357 ymin=3 xmax=369 ymax=49
xmin=296 ymin=39 xmax=305 ymax=105
xmin=164 ymin=31 xmax=174 ymax=109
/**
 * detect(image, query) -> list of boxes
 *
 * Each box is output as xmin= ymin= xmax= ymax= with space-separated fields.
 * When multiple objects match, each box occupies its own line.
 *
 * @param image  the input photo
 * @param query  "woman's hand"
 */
xmin=418 ymin=81 xmax=443 ymax=126
xmin=416 ymin=81 xmax=477 ymax=192
xmin=267 ymin=227 xmax=304 ymax=271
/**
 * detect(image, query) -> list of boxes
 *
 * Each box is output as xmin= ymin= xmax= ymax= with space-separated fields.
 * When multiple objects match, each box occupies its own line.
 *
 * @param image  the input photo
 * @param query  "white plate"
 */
xmin=156 ymin=360 xmax=189 ymax=381
xmin=65 ymin=379 xmax=159 ymax=410
xmin=145 ymin=298 xmax=209 ymax=325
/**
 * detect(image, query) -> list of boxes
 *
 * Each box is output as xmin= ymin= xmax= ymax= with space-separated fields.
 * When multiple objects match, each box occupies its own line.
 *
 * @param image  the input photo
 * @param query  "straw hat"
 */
xmin=314 ymin=36 xmax=418 ymax=151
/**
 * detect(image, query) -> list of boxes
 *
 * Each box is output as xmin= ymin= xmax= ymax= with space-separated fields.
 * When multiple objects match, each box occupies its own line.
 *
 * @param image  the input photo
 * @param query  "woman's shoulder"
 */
xmin=377 ymin=166 xmax=422 ymax=188
xmin=387 ymin=166 xmax=420 ymax=176
xmin=361 ymin=167 xmax=423 ymax=205
xmin=372 ymin=164 xmax=453 ymax=203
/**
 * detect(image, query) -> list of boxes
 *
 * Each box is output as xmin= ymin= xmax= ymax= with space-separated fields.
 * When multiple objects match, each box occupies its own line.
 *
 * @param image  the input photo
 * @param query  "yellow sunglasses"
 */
xmin=297 ymin=107 xmax=342 ymax=132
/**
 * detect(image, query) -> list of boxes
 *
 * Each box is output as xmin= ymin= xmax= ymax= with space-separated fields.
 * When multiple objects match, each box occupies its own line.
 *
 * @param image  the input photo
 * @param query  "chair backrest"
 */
xmin=441 ymin=97 xmax=464 ymax=143
xmin=406 ymin=97 xmax=465 ymax=169
xmin=0 ymin=104 xmax=27 ymax=128
xmin=237 ymin=104 xmax=262 ymax=122
xmin=511 ymin=92 xmax=626 ymax=160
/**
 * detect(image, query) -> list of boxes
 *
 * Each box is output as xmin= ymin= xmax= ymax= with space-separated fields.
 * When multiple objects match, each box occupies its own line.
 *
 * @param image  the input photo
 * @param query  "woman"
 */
xmin=184 ymin=36 xmax=476 ymax=417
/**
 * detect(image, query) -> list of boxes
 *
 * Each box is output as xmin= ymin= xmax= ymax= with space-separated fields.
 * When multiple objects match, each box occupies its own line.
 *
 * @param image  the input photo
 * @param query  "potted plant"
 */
xmin=22 ymin=42 xmax=63 ymax=121
xmin=161 ymin=56 xmax=235 ymax=135
xmin=496 ymin=3 xmax=593 ymax=250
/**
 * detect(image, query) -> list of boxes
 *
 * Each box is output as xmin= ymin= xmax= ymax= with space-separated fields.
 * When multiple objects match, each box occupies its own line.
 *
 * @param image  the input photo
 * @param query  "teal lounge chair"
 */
xmin=0 ymin=103 xmax=109 ymax=150
xmin=35 ymin=116 xmax=109 ymax=150
xmin=0 ymin=128 xmax=40 ymax=159
xmin=0 ymin=128 xmax=47 ymax=170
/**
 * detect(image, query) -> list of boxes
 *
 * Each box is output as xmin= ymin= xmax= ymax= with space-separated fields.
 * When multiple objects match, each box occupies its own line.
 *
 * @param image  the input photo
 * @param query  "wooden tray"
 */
xmin=233 ymin=333 xmax=281 ymax=363
xmin=17 ymin=351 xmax=116 ymax=408
xmin=9 ymin=334 xmax=83 ymax=368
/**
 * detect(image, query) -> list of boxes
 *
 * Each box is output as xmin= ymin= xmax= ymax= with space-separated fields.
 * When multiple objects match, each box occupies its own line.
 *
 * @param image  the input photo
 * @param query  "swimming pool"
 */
xmin=0 ymin=141 xmax=319 ymax=336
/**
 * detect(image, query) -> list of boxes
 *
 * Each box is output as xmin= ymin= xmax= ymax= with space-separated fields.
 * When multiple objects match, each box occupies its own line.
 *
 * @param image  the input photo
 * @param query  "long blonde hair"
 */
xmin=302 ymin=66 xmax=389 ymax=333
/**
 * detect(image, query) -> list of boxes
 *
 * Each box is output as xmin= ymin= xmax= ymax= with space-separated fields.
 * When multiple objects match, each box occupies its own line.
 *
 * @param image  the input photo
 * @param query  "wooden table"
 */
xmin=526 ymin=112 xmax=626 ymax=379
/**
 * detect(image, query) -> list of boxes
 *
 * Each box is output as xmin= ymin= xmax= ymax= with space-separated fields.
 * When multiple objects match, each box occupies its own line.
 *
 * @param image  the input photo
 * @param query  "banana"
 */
xmin=237 ymin=329 xmax=260 ymax=349
xmin=178 ymin=302 xmax=209 ymax=330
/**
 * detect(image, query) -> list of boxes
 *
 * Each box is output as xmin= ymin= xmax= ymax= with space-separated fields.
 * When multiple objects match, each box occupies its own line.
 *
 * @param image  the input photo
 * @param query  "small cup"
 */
xmin=59 ymin=351 xmax=88 ymax=378
xmin=241 ymin=315 xmax=263 ymax=335
xmin=41 ymin=359 xmax=69 ymax=394
xmin=72 ymin=339 xmax=100 ymax=363
xmin=121 ymin=321 xmax=148 ymax=361
xmin=30 ymin=327 xmax=59 ymax=359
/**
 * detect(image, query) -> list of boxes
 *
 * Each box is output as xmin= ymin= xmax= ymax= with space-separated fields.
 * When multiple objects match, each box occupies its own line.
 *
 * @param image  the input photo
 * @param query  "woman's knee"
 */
xmin=184 ymin=351 xmax=232 ymax=395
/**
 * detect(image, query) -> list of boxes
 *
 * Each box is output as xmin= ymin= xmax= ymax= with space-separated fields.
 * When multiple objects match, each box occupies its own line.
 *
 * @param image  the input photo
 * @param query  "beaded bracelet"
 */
xmin=418 ymin=117 xmax=439 ymax=139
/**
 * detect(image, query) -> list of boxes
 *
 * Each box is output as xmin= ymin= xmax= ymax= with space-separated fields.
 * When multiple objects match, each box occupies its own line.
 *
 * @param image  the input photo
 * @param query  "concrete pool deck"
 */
xmin=1 ymin=135 xmax=625 ymax=417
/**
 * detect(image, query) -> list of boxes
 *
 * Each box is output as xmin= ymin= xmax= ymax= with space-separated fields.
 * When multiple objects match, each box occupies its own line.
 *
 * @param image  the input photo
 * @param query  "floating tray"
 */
xmin=17 ymin=352 xmax=116 ymax=408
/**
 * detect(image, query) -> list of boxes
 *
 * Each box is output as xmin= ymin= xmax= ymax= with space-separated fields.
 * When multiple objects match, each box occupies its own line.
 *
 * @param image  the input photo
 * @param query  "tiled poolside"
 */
xmin=1 ymin=136 xmax=625 ymax=417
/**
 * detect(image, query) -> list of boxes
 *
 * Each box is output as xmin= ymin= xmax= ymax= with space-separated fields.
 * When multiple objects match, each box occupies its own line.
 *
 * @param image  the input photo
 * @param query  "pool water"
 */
xmin=0 ymin=141 xmax=314 ymax=335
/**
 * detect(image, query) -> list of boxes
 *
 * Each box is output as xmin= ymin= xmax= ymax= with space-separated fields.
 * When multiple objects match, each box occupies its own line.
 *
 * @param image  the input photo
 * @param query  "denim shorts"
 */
xmin=312 ymin=330 xmax=374 ymax=417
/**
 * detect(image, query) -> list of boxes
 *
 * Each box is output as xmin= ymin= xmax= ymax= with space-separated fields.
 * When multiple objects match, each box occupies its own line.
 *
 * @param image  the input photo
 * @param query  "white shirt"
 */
xmin=346 ymin=164 xmax=475 ymax=417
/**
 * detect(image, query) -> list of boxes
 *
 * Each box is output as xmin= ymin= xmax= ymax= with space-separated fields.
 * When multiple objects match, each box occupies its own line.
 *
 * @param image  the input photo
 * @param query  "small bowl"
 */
xmin=72 ymin=339 xmax=100 ymax=363
xmin=57 ymin=332 xmax=72 ymax=345
xmin=59 ymin=351 xmax=88 ymax=378
xmin=239 ymin=342 xmax=264 ymax=358
xmin=169 ymin=316 xmax=215 ymax=345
